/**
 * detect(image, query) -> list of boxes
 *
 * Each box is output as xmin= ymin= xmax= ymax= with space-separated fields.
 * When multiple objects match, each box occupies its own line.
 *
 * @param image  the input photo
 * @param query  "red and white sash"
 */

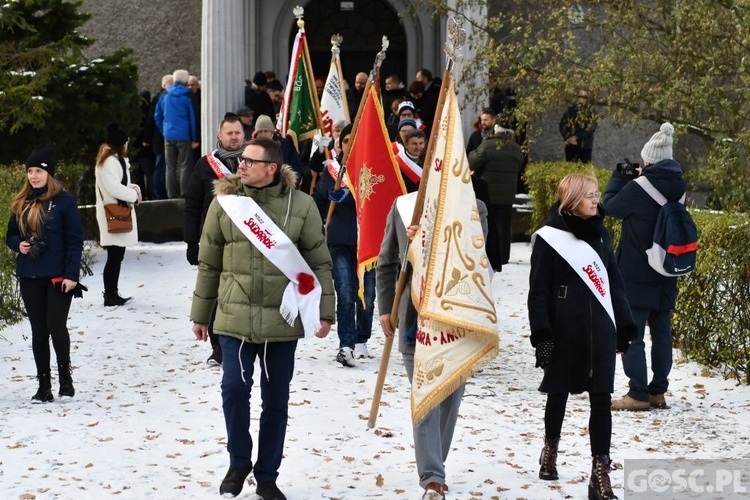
xmin=217 ymin=194 xmax=322 ymax=338
xmin=206 ymin=150 xmax=233 ymax=179
xmin=323 ymin=156 xmax=348 ymax=188
xmin=392 ymin=142 xmax=422 ymax=184
xmin=535 ymin=226 xmax=615 ymax=328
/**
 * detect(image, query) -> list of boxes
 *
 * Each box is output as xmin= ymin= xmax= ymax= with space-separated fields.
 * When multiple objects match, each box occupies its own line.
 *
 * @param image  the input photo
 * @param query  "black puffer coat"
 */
xmin=528 ymin=203 xmax=635 ymax=394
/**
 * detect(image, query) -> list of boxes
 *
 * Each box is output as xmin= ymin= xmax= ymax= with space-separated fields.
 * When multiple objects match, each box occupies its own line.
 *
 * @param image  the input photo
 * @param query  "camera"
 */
xmin=26 ymin=236 xmax=46 ymax=260
xmin=616 ymin=158 xmax=640 ymax=178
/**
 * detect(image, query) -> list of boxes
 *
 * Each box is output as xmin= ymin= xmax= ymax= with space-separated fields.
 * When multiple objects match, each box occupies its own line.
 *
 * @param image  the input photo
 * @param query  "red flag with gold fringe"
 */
xmin=346 ymin=84 xmax=406 ymax=301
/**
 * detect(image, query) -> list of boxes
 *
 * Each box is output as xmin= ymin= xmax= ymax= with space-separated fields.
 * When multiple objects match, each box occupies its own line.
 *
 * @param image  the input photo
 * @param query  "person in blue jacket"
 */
xmin=603 ymin=122 xmax=686 ymax=412
xmin=5 ymin=144 xmax=84 ymax=403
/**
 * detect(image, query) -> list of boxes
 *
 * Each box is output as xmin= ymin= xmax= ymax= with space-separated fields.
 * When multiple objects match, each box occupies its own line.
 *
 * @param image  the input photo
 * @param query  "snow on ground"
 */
xmin=1 ymin=242 xmax=749 ymax=499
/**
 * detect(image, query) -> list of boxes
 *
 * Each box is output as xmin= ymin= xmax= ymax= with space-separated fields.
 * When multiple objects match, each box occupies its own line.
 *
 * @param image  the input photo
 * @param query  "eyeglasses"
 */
xmin=239 ymin=157 xmax=273 ymax=168
xmin=584 ymin=191 xmax=601 ymax=200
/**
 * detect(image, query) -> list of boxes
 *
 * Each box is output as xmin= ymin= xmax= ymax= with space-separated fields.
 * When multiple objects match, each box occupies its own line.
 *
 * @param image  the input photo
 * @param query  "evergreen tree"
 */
xmin=0 ymin=0 xmax=140 ymax=165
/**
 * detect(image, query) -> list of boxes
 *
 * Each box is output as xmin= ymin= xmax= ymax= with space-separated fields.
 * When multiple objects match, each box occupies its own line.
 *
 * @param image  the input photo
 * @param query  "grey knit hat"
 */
xmin=254 ymin=115 xmax=275 ymax=132
xmin=641 ymin=122 xmax=674 ymax=165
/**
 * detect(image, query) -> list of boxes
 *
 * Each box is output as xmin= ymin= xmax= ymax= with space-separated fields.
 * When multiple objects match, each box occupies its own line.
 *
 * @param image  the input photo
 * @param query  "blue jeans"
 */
xmin=219 ymin=336 xmax=297 ymax=483
xmin=164 ymin=140 xmax=193 ymax=198
xmin=622 ymin=307 xmax=673 ymax=401
xmin=153 ymin=153 xmax=167 ymax=199
xmin=330 ymin=245 xmax=375 ymax=349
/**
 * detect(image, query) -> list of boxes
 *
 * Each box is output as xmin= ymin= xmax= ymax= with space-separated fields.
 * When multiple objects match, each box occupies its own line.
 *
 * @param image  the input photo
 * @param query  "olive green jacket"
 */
xmin=468 ymin=132 xmax=524 ymax=205
xmin=190 ymin=165 xmax=335 ymax=343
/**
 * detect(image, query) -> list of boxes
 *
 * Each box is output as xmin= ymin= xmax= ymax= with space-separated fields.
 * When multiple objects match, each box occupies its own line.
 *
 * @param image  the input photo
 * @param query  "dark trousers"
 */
xmin=103 ymin=245 xmax=126 ymax=293
xmin=207 ymin=301 xmax=219 ymax=348
xmin=219 ymin=336 xmax=297 ymax=483
xmin=545 ymin=392 xmax=612 ymax=456
xmin=564 ymin=146 xmax=592 ymax=163
xmin=493 ymin=203 xmax=513 ymax=265
xmin=20 ymin=278 xmax=74 ymax=374
xmin=623 ymin=307 xmax=673 ymax=401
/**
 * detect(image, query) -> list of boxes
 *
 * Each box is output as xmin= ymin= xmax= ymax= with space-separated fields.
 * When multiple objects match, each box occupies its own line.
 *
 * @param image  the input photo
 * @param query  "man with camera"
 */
xmin=602 ymin=122 xmax=686 ymax=411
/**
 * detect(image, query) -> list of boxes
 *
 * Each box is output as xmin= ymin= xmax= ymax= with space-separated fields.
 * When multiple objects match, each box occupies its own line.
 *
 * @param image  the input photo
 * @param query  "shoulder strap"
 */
xmin=634 ymin=176 xmax=686 ymax=205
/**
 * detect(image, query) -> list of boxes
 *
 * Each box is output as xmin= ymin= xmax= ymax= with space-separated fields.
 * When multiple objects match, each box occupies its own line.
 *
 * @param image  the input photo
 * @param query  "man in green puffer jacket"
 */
xmin=468 ymin=125 xmax=524 ymax=267
xmin=191 ymin=138 xmax=334 ymax=500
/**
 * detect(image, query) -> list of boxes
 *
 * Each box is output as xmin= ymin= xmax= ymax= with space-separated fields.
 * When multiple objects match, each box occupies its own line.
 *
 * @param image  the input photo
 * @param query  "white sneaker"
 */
xmin=336 ymin=347 xmax=357 ymax=367
xmin=354 ymin=343 xmax=370 ymax=359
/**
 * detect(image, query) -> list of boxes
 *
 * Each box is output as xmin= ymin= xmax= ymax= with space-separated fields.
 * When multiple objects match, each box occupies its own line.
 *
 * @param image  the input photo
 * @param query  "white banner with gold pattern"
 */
xmin=407 ymin=79 xmax=499 ymax=425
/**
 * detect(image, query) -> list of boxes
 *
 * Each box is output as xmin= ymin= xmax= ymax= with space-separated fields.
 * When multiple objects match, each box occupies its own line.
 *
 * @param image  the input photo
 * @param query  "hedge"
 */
xmin=524 ymin=161 xmax=750 ymax=383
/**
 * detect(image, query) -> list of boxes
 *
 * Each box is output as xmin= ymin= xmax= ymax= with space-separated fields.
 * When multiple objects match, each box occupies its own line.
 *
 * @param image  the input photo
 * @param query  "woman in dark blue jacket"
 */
xmin=529 ymin=174 xmax=635 ymax=500
xmin=5 ymin=144 xmax=84 ymax=403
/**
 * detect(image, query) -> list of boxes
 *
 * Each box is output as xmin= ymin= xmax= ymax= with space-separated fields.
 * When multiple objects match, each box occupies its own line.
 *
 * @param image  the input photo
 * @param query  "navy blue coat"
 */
xmin=6 ymin=189 xmax=84 ymax=281
xmin=528 ymin=204 xmax=635 ymax=394
xmin=602 ymin=159 xmax=686 ymax=311
xmin=312 ymin=160 xmax=357 ymax=248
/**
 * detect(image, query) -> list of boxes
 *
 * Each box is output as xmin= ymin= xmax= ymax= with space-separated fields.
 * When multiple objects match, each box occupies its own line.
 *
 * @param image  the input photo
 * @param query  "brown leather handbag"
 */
xmin=103 ymin=202 xmax=132 ymax=233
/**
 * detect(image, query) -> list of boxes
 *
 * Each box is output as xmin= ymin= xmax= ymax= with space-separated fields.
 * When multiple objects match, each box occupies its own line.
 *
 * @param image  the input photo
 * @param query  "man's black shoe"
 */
xmin=219 ymin=463 xmax=252 ymax=498
xmin=256 ymin=481 xmax=287 ymax=500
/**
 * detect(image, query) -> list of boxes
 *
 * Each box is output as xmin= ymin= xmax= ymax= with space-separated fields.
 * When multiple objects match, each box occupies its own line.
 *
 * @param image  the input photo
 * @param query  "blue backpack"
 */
xmin=634 ymin=176 xmax=698 ymax=277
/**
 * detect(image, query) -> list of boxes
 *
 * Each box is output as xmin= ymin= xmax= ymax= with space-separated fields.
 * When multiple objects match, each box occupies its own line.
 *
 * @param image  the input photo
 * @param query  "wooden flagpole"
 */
xmin=367 ymin=18 xmax=466 ymax=429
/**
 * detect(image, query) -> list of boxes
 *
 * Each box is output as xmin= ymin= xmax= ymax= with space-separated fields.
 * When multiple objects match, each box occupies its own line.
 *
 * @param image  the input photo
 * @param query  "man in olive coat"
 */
xmin=191 ymin=138 xmax=335 ymax=500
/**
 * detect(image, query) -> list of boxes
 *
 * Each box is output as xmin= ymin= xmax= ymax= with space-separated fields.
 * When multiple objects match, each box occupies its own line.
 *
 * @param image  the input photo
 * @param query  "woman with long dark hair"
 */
xmin=95 ymin=123 xmax=141 ymax=306
xmin=6 ymin=144 xmax=84 ymax=402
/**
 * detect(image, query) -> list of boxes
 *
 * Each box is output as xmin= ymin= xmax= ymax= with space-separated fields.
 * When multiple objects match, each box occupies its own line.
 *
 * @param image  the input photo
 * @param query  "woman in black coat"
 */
xmin=528 ymin=173 xmax=635 ymax=500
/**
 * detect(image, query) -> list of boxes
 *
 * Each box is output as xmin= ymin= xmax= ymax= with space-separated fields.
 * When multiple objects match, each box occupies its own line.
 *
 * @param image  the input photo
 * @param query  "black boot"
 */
xmin=103 ymin=291 xmax=131 ymax=307
xmin=31 ymin=372 xmax=54 ymax=403
xmin=588 ymin=455 xmax=618 ymax=500
xmin=539 ymin=437 xmax=560 ymax=480
xmin=58 ymin=363 xmax=75 ymax=398
xmin=219 ymin=462 xmax=253 ymax=498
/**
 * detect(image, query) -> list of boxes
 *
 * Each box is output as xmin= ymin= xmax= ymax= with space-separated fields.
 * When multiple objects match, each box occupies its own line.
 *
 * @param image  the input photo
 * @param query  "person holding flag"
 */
xmin=312 ymin=124 xmax=376 ymax=365
xmin=528 ymin=173 xmax=636 ymax=500
xmin=376 ymin=60 xmax=496 ymax=497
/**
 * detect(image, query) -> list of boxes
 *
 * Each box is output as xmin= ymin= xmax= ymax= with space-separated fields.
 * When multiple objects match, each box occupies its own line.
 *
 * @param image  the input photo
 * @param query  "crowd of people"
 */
xmin=8 ymin=62 xmax=687 ymax=500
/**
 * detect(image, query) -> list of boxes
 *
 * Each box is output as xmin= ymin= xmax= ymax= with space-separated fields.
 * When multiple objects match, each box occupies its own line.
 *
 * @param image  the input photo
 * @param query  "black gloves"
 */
xmin=71 ymin=283 xmax=88 ymax=299
xmin=617 ymin=324 xmax=638 ymax=354
xmin=535 ymin=339 xmax=554 ymax=369
xmin=186 ymin=242 xmax=199 ymax=266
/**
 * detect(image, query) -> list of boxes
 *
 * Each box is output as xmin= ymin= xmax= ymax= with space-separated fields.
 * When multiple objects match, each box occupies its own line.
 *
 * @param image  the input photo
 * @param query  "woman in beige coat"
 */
xmin=95 ymin=123 xmax=141 ymax=306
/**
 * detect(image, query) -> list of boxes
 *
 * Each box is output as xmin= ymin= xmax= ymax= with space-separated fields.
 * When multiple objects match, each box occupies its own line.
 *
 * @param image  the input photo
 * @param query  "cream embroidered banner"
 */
xmin=407 ymin=79 xmax=499 ymax=425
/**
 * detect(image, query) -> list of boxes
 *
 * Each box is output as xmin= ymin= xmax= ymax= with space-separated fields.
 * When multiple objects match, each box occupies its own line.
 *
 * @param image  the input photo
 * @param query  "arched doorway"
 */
xmin=289 ymin=0 xmax=408 ymax=89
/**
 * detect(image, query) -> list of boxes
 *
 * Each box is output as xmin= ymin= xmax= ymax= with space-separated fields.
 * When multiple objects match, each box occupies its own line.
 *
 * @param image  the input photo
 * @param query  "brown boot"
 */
xmin=588 ymin=455 xmax=618 ymax=500
xmin=649 ymin=393 xmax=670 ymax=409
xmin=539 ymin=437 xmax=559 ymax=480
xmin=611 ymin=394 xmax=649 ymax=411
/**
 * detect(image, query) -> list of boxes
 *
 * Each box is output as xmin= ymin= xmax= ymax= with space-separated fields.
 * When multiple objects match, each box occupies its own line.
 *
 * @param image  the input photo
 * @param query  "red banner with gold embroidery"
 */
xmin=346 ymin=85 xmax=406 ymax=301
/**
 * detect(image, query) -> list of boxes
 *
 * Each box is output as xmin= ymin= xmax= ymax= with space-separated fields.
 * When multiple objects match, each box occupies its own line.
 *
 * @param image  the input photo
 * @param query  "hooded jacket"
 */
xmin=528 ymin=203 xmax=635 ymax=394
xmin=602 ymin=158 xmax=686 ymax=310
xmin=190 ymin=165 xmax=335 ymax=343
xmin=154 ymin=83 xmax=197 ymax=142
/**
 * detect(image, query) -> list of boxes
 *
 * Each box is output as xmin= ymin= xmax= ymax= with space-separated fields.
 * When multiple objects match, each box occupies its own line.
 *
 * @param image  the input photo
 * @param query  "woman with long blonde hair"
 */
xmin=95 ymin=123 xmax=141 ymax=306
xmin=6 ymin=144 xmax=84 ymax=403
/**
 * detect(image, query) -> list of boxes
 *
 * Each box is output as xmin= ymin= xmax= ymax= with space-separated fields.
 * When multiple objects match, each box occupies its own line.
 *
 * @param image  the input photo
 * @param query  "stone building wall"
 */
xmin=79 ymin=0 xmax=202 ymax=96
